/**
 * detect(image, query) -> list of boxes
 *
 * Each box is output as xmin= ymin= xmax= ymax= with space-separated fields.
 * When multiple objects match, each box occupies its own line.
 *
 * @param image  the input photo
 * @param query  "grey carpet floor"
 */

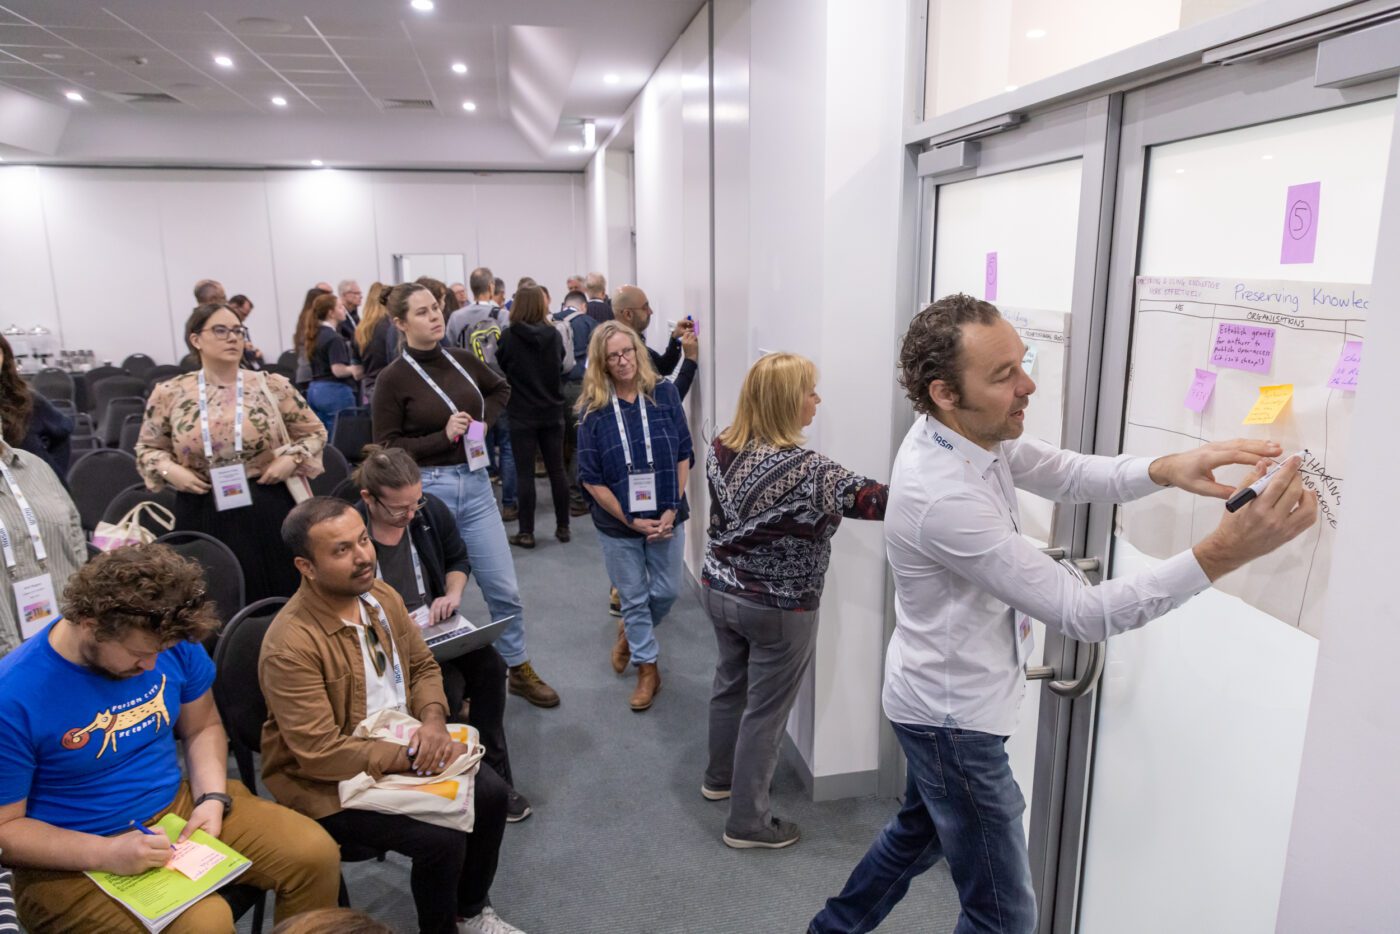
xmin=245 ymin=481 xmax=960 ymax=934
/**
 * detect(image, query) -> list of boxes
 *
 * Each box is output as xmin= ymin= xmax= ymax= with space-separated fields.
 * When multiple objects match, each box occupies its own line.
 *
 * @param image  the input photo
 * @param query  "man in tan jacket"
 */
xmin=259 ymin=497 xmax=521 ymax=934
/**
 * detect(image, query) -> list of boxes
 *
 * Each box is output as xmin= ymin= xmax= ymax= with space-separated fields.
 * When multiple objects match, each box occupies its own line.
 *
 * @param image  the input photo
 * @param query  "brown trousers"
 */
xmin=14 ymin=780 xmax=341 ymax=934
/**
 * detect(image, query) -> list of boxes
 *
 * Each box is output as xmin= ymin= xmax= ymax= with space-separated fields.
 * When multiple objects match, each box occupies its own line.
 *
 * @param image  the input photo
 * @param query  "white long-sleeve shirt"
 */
xmin=881 ymin=417 xmax=1211 ymax=736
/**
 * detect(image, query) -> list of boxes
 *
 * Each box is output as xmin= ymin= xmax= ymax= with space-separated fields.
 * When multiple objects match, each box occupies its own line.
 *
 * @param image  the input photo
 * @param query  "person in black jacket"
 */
xmin=352 ymin=444 xmax=531 ymax=823
xmin=495 ymin=285 xmax=570 ymax=549
xmin=0 ymin=335 xmax=72 ymax=481
xmin=612 ymin=285 xmax=699 ymax=401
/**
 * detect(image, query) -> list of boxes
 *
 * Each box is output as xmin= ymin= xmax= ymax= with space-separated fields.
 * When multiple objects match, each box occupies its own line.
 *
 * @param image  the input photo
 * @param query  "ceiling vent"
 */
xmin=381 ymin=98 xmax=434 ymax=111
xmin=106 ymin=91 xmax=183 ymax=105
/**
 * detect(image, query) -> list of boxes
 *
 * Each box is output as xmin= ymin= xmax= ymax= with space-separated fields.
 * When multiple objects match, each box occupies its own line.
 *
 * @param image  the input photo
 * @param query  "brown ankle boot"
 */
xmin=630 ymin=662 xmax=660 ymax=711
xmin=611 ymin=620 xmax=629 ymax=674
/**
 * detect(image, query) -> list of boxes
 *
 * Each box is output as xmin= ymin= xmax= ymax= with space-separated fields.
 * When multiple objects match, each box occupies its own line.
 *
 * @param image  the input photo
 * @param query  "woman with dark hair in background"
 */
xmin=292 ymin=286 xmax=331 ymax=389
xmin=304 ymin=293 xmax=362 ymax=431
xmin=136 ymin=302 xmax=327 ymax=602
xmin=495 ymin=285 xmax=570 ymax=548
xmin=0 ymin=333 xmax=72 ymax=480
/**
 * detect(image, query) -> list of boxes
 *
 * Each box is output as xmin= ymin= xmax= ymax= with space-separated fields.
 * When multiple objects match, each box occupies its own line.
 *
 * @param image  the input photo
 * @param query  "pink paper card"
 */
xmin=984 ymin=252 xmax=998 ymax=301
xmin=1184 ymin=368 xmax=1217 ymax=413
xmin=1281 ymin=181 xmax=1320 ymax=264
xmin=1211 ymin=322 xmax=1275 ymax=373
xmin=1327 ymin=340 xmax=1361 ymax=391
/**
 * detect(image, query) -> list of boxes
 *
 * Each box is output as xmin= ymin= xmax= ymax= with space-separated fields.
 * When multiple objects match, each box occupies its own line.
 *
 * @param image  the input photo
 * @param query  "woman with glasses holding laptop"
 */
xmin=136 ymin=302 xmax=327 ymax=602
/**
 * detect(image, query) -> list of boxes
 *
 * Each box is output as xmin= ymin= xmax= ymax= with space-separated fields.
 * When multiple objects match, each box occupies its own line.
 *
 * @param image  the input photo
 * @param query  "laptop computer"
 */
xmin=424 ymin=614 xmax=513 ymax=662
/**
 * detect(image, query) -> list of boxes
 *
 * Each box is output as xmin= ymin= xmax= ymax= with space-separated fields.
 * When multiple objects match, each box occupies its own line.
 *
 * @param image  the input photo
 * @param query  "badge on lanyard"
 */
xmin=405 ymin=353 xmax=489 ymax=471
xmin=0 ymin=457 xmax=58 ymax=639
xmin=1013 ymin=613 xmax=1036 ymax=669
xmin=200 ymin=371 xmax=252 ymax=512
xmin=464 ymin=420 xmax=490 ymax=473
xmin=611 ymin=392 xmax=659 ymax=514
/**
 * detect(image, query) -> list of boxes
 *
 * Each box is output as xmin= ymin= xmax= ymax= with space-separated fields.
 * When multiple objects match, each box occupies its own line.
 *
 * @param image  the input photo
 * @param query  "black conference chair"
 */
xmin=329 ymin=406 xmax=373 ymax=465
xmin=120 ymin=353 xmax=157 ymax=378
xmin=309 ymin=444 xmax=350 ymax=497
xmin=82 ymin=365 xmax=127 ymax=410
xmin=144 ymin=364 xmax=182 ymax=394
xmin=263 ymin=363 xmax=295 ymax=381
xmin=100 ymin=483 xmax=177 ymax=537
xmin=49 ymin=397 xmax=77 ymax=418
xmin=91 ymin=376 xmax=146 ymax=424
xmin=100 ymin=398 xmax=145 ymax=448
xmin=153 ymin=531 xmax=245 ymax=650
xmin=329 ymin=476 xmax=361 ymax=504
xmin=117 ymin=414 xmax=144 ymax=453
xmin=34 ymin=368 xmax=75 ymax=403
xmin=67 ymin=449 xmax=141 ymax=533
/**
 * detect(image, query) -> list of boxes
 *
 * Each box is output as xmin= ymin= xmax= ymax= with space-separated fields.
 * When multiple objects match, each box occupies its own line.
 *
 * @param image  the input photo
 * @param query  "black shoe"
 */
xmin=501 ymin=504 xmax=519 ymax=522
xmin=569 ymin=499 xmax=590 ymax=517
xmin=555 ymin=526 xmax=571 ymax=543
xmin=506 ymin=789 xmax=532 ymax=823
xmin=509 ymin=532 xmax=535 ymax=549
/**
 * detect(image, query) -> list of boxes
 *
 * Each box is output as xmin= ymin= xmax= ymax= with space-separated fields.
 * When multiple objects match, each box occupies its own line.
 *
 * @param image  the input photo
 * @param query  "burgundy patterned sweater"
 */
xmin=704 ymin=439 xmax=887 ymax=611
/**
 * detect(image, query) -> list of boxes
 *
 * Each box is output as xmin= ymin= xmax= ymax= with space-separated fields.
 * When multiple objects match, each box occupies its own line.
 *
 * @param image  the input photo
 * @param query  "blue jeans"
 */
xmin=487 ymin=415 xmax=517 ymax=508
xmin=420 ymin=464 xmax=529 ymax=668
xmin=809 ymin=722 xmax=1036 ymax=934
xmin=595 ymin=524 xmax=685 ymax=666
xmin=306 ymin=380 xmax=355 ymax=432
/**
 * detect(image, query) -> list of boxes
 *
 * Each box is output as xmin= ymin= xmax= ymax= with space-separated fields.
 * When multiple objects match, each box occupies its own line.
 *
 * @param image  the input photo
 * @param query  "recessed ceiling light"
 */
xmin=461 ymin=100 xmax=476 ymax=111
xmin=1262 ymin=154 xmax=1274 ymax=160
xmin=214 ymin=54 xmax=233 ymax=68
xmin=410 ymin=0 xmax=434 ymax=10
xmin=310 ymin=159 xmax=323 ymax=167
xmin=451 ymin=62 xmax=467 ymax=75
xmin=41 ymin=53 xmax=64 ymax=61
xmin=1026 ymin=28 xmax=1047 ymax=39
xmin=604 ymin=73 xmax=620 ymax=85
xmin=568 ymin=144 xmax=580 ymax=152
xmin=1004 ymin=84 xmax=1018 ymax=92
xmin=271 ymin=95 xmax=287 ymax=107
xmin=64 ymin=90 xmax=83 ymax=102
xmin=1175 ymin=168 xmax=1186 ymax=174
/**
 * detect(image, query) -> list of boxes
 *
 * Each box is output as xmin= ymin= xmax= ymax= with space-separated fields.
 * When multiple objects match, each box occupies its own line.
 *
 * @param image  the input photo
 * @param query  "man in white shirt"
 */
xmin=810 ymin=294 xmax=1316 ymax=934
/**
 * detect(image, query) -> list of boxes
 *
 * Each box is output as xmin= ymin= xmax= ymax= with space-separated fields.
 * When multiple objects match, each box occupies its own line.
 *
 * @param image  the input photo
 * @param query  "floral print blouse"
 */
xmin=135 ymin=370 xmax=327 ymax=491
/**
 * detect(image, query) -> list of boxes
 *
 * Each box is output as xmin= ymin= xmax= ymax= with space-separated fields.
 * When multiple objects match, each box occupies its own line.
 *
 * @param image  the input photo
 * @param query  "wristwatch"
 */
xmin=195 ymin=792 xmax=233 ymax=816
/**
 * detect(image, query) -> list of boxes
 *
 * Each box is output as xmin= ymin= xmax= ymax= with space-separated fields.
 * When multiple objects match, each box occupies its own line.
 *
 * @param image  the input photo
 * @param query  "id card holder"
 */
xmin=1013 ymin=613 xmax=1035 ymax=669
xmin=464 ymin=421 xmax=490 ymax=472
xmin=210 ymin=463 xmax=253 ymax=512
xmin=14 ymin=572 xmax=58 ymax=640
xmin=627 ymin=472 xmax=658 ymax=511
xmin=410 ymin=606 xmax=432 ymax=630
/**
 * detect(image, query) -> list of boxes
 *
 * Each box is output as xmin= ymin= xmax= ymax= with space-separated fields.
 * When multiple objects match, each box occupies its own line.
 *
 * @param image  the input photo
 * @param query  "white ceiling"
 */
xmin=0 ymin=0 xmax=701 ymax=168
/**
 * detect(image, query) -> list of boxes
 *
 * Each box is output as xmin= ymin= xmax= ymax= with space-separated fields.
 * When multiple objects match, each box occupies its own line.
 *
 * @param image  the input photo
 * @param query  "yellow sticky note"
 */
xmin=1243 ymin=384 xmax=1293 ymax=425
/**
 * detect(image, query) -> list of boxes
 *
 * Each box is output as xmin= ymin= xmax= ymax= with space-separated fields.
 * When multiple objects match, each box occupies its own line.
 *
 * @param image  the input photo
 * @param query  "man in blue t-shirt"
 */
xmin=0 ymin=545 xmax=340 ymax=933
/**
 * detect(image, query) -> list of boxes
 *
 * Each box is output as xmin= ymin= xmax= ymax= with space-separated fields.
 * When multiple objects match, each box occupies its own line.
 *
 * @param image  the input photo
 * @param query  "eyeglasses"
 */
xmin=606 ymin=346 xmax=637 ymax=365
xmin=201 ymin=325 xmax=249 ymax=341
xmin=373 ymin=494 xmax=426 ymax=521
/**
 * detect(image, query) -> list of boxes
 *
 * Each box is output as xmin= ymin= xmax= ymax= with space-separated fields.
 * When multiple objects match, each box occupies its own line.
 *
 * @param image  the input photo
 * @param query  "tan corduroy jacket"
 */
xmin=258 ymin=578 xmax=448 ymax=819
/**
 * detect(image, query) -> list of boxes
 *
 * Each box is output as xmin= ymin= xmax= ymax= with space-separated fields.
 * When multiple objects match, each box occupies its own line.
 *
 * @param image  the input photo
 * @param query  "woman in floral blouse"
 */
xmin=702 ymin=352 xmax=887 ymax=851
xmin=136 ymin=303 xmax=327 ymax=602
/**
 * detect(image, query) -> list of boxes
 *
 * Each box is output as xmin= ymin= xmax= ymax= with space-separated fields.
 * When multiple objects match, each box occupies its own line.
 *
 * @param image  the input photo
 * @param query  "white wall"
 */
xmin=0 ymin=166 xmax=585 ymax=365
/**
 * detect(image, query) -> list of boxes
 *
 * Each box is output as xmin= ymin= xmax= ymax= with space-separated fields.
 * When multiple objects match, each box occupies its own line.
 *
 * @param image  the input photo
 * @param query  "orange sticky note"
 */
xmin=1243 ymin=384 xmax=1293 ymax=425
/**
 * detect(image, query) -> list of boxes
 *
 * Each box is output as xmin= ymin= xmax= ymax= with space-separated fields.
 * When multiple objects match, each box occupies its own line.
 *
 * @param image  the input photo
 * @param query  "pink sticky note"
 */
xmin=466 ymin=421 xmax=486 ymax=441
xmin=1211 ymin=322 xmax=1275 ymax=373
xmin=1281 ymin=181 xmax=1321 ymax=264
xmin=1184 ymin=368 xmax=1217 ymax=413
xmin=1327 ymin=340 xmax=1361 ymax=391
xmin=985 ymin=252 xmax=998 ymax=301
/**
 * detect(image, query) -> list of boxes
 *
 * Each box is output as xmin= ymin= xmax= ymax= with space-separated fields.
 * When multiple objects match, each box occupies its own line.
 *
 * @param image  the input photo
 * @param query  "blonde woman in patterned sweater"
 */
xmin=702 ymin=352 xmax=887 ymax=850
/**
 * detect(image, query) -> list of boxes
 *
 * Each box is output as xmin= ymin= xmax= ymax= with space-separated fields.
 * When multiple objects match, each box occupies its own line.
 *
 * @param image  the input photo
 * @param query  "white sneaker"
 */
xmin=460 ymin=906 xmax=526 ymax=934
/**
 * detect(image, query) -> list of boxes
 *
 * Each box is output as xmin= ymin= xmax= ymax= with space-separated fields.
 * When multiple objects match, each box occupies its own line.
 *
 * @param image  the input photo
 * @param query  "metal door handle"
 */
xmin=1025 ymin=552 xmax=1105 ymax=699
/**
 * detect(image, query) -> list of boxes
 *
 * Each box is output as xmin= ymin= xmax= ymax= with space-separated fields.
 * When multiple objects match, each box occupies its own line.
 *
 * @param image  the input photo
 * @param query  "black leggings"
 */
xmin=510 ymin=420 xmax=569 ymax=534
xmin=440 ymin=647 xmax=513 ymax=787
xmin=318 ymin=762 xmax=509 ymax=934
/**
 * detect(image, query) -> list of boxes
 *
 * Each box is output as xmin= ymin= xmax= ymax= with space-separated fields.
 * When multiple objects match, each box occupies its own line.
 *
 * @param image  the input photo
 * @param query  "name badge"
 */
xmin=410 ymin=605 xmax=432 ymax=630
xmin=15 ymin=572 xmax=58 ymax=640
xmin=464 ymin=420 xmax=490 ymax=472
xmin=1014 ymin=613 xmax=1036 ymax=670
xmin=210 ymin=463 xmax=253 ymax=512
xmin=627 ymin=472 xmax=658 ymax=511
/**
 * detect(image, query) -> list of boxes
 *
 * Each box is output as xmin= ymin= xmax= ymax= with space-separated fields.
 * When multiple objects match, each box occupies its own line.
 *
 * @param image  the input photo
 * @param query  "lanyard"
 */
xmin=197 ymin=370 xmax=244 ymax=463
xmin=610 ymin=391 xmax=654 ymax=471
xmin=404 ymin=352 xmax=486 ymax=421
xmin=0 ymin=457 xmax=46 ymax=568
xmin=359 ymin=592 xmax=407 ymax=710
xmin=374 ymin=532 xmax=428 ymax=606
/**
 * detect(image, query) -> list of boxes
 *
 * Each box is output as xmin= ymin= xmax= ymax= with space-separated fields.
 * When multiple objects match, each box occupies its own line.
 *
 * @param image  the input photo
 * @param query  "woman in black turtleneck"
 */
xmin=495 ymin=285 xmax=570 ymax=549
xmin=371 ymin=281 xmax=561 ymax=709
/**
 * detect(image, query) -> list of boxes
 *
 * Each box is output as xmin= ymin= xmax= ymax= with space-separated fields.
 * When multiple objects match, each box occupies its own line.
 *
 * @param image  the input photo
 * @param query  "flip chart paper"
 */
xmin=1021 ymin=345 xmax=1037 ymax=375
xmin=1326 ymin=340 xmax=1361 ymax=391
xmin=1184 ymin=368 xmax=1217 ymax=413
xmin=985 ymin=252 xmax=998 ymax=301
xmin=1211 ymin=322 xmax=1276 ymax=373
xmin=1243 ymin=384 xmax=1294 ymax=425
xmin=1281 ymin=181 xmax=1321 ymax=264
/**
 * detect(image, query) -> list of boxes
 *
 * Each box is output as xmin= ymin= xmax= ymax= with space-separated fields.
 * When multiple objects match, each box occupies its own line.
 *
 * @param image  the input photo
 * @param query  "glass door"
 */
xmin=1072 ymin=54 xmax=1396 ymax=934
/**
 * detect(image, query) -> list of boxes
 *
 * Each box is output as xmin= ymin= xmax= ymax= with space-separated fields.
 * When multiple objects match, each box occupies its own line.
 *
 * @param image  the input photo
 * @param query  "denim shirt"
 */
xmin=577 ymin=379 xmax=693 ymax=538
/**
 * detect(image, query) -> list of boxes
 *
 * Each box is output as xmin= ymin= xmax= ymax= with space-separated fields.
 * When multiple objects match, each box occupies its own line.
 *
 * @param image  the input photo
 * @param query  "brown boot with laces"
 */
xmin=508 ymin=661 xmax=560 ymax=708
xmin=611 ymin=619 xmax=629 ymax=674
xmin=629 ymin=662 xmax=660 ymax=711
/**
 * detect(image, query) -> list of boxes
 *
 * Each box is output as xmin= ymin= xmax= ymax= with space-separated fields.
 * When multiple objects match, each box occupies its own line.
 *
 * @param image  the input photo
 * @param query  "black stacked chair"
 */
xmin=117 ymin=414 xmax=143 ymax=453
xmin=152 ymin=531 xmax=245 ymax=649
xmin=67 ymin=449 xmax=141 ymax=533
xmin=49 ymin=398 xmax=77 ymax=418
xmin=329 ymin=406 xmax=373 ymax=465
xmin=276 ymin=350 xmax=298 ymax=371
xmin=100 ymin=483 xmax=177 ymax=537
xmin=119 ymin=353 xmax=157 ymax=378
xmin=91 ymin=376 xmax=146 ymax=424
xmin=100 ymin=398 xmax=146 ymax=448
xmin=309 ymin=444 xmax=350 ymax=497
xmin=329 ymin=476 xmax=360 ymax=504
xmin=144 ymin=364 xmax=183 ymax=394
xmin=34 ymin=368 xmax=75 ymax=403
xmin=82 ymin=365 xmax=127 ymax=411
xmin=263 ymin=363 xmax=295 ymax=381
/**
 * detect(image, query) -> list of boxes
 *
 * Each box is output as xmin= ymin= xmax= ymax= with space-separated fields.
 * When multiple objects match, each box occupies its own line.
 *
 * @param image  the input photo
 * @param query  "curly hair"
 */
xmin=897 ymin=293 xmax=1002 ymax=417
xmin=60 ymin=544 xmax=220 ymax=644
xmin=0 ymin=332 xmax=34 ymax=447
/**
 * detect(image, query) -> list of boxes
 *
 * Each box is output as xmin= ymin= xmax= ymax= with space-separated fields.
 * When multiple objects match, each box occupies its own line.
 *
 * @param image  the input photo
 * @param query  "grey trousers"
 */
xmin=702 ymin=585 xmax=820 ymax=836
xmin=561 ymin=379 xmax=584 ymax=499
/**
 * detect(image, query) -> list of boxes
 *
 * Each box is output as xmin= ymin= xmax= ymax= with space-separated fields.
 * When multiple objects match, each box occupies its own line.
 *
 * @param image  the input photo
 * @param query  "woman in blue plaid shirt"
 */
xmin=576 ymin=321 xmax=693 ymax=712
